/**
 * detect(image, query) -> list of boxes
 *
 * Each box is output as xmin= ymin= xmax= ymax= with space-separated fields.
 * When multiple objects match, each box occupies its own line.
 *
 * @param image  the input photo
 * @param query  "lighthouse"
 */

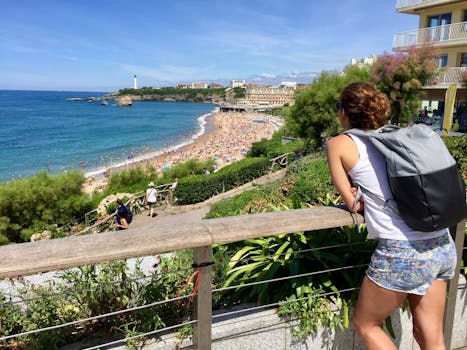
xmin=133 ymin=75 xmax=138 ymax=89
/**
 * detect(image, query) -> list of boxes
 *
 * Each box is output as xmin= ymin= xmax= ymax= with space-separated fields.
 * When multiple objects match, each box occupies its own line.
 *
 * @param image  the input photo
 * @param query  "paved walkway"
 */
xmin=129 ymin=168 xmax=287 ymax=229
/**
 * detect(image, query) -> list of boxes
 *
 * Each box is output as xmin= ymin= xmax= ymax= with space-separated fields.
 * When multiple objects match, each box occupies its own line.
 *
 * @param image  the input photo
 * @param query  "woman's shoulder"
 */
xmin=326 ymin=134 xmax=353 ymax=150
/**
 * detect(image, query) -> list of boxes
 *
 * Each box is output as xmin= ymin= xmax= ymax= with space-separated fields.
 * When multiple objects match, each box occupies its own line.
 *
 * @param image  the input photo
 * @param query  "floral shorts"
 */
xmin=366 ymin=233 xmax=457 ymax=295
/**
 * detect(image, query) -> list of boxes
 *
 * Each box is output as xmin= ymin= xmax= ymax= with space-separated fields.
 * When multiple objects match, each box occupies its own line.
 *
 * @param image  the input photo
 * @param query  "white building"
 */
xmin=230 ymin=80 xmax=246 ymax=88
xmin=350 ymin=54 xmax=377 ymax=66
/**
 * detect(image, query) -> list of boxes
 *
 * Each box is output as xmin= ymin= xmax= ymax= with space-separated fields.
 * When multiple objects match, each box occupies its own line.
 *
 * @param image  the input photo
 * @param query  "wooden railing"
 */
xmin=270 ymin=152 xmax=293 ymax=171
xmin=0 ymin=207 xmax=464 ymax=349
xmin=75 ymin=181 xmax=178 ymax=235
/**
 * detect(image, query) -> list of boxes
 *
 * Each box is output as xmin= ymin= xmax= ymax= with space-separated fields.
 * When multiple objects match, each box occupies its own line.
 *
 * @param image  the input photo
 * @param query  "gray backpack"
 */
xmin=344 ymin=124 xmax=466 ymax=232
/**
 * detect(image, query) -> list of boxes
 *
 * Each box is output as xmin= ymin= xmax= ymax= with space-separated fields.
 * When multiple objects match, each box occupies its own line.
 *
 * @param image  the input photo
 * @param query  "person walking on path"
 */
xmin=146 ymin=182 xmax=158 ymax=217
xmin=326 ymin=82 xmax=457 ymax=350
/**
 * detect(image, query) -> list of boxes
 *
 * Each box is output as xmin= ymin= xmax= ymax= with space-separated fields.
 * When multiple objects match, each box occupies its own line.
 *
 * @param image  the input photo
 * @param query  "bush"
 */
xmin=289 ymin=158 xmax=337 ymax=206
xmin=442 ymin=134 xmax=467 ymax=181
xmin=247 ymin=131 xmax=306 ymax=159
xmin=0 ymin=171 xmax=93 ymax=244
xmin=174 ymin=157 xmax=271 ymax=205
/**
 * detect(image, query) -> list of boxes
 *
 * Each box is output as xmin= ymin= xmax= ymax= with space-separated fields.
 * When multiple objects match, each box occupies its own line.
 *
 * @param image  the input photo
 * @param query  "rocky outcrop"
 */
xmin=116 ymin=96 xmax=133 ymax=107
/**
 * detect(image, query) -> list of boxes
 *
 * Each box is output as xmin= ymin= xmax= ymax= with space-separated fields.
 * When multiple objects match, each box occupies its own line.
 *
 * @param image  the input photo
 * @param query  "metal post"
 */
xmin=444 ymin=219 xmax=465 ymax=350
xmin=193 ymin=246 xmax=213 ymax=350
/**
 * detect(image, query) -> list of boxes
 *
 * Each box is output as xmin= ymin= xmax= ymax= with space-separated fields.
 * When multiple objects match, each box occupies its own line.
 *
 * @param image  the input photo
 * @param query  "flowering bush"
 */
xmin=371 ymin=46 xmax=438 ymax=124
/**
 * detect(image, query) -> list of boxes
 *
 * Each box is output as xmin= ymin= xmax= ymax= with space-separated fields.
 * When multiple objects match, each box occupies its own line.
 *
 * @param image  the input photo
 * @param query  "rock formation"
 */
xmin=116 ymin=96 xmax=133 ymax=107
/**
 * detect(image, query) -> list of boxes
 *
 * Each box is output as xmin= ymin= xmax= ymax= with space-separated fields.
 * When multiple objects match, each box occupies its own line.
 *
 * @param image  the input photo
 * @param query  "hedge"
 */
xmin=174 ymin=157 xmax=271 ymax=205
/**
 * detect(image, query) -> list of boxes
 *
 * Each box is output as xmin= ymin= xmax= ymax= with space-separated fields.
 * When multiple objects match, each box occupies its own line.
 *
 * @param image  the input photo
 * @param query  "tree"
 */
xmin=370 ymin=46 xmax=438 ymax=124
xmin=285 ymin=65 xmax=370 ymax=150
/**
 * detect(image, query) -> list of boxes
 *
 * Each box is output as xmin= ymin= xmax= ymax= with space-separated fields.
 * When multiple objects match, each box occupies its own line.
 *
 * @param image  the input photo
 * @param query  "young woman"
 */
xmin=326 ymin=82 xmax=457 ymax=350
xmin=145 ymin=182 xmax=158 ymax=217
xmin=115 ymin=199 xmax=129 ymax=230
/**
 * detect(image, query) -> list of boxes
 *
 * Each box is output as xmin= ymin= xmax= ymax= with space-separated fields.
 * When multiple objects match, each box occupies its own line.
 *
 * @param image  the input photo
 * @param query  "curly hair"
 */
xmin=340 ymin=82 xmax=391 ymax=130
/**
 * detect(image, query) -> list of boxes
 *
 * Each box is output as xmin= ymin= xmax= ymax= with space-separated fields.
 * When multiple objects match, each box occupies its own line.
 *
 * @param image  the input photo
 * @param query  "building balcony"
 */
xmin=396 ymin=0 xmax=464 ymax=13
xmin=393 ymin=21 xmax=467 ymax=50
xmin=425 ymin=66 xmax=467 ymax=88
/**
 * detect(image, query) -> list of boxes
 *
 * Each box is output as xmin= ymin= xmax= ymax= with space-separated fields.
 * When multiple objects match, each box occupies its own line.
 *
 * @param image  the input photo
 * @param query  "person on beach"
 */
xmin=145 ymin=182 xmax=158 ymax=217
xmin=115 ymin=198 xmax=129 ymax=230
xmin=326 ymin=82 xmax=456 ymax=349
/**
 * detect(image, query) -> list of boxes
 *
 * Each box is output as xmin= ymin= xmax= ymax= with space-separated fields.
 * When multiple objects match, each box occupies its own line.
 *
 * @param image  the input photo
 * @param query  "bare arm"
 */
xmin=326 ymin=135 xmax=363 ymax=212
xmin=115 ymin=217 xmax=129 ymax=230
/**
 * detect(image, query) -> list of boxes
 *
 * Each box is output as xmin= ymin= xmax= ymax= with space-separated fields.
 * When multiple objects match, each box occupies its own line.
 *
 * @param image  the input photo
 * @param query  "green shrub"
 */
xmin=166 ymin=158 xmax=216 ymax=179
xmin=174 ymin=157 xmax=271 ymax=205
xmin=206 ymin=181 xmax=289 ymax=219
xmin=247 ymin=131 xmax=305 ymax=159
xmin=0 ymin=171 xmax=93 ymax=244
xmin=289 ymin=158 xmax=337 ymax=206
xmin=286 ymin=152 xmax=327 ymax=174
xmin=442 ymin=134 xmax=467 ymax=181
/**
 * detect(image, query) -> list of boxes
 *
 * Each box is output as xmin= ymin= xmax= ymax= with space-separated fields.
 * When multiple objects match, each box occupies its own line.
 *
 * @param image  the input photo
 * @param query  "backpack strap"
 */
xmin=350 ymin=187 xmax=363 ymax=226
xmin=356 ymin=184 xmax=400 ymax=216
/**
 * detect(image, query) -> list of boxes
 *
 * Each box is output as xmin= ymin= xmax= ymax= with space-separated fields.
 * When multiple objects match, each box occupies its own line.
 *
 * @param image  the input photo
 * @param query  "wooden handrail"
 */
xmin=0 ymin=206 xmax=361 ymax=280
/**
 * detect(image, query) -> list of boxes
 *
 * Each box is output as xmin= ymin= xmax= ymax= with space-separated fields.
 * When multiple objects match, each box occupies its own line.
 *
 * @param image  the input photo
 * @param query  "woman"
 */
xmin=326 ymin=82 xmax=456 ymax=350
xmin=145 ymin=182 xmax=158 ymax=217
xmin=115 ymin=199 xmax=129 ymax=230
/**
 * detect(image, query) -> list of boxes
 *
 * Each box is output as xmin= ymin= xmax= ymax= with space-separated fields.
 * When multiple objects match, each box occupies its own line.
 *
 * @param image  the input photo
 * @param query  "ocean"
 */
xmin=0 ymin=90 xmax=217 ymax=183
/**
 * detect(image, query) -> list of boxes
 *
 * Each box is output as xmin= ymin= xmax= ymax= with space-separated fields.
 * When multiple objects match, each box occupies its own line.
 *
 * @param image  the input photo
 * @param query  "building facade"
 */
xmin=236 ymin=83 xmax=296 ymax=107
xmin=393 ymin=0 xmax=467 ymax=131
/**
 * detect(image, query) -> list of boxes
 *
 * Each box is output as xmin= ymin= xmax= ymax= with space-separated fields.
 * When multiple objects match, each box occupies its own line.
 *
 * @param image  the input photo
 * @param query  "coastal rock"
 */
xmin=163 ymin=97 xmax=176 ymax=102
xmin=116 ymin=96 xmax=133 ymax=107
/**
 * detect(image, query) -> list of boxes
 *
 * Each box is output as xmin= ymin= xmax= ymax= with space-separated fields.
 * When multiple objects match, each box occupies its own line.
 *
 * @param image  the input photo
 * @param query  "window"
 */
xmin=464 ymin=10 xmax=467 ymax=22
xmin=461 ymin=53 xmax=467 ymax=67
xmin=436 ymin=54 xmax=448 ymax=67
xmin=428 ymin=13 xmax=452 ymax=27
xmin=428 ymin=13 xmax=452 ymax=41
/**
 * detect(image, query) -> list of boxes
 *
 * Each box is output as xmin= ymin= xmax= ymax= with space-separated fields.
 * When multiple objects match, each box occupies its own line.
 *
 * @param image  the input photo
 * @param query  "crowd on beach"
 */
xmin=83 ymin=111 xmax=283 ymax=193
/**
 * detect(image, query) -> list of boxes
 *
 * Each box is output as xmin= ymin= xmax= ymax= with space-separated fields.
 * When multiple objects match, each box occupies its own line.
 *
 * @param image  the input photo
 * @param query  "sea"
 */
xmin=0 ymin=90 xmax=218 ymax=183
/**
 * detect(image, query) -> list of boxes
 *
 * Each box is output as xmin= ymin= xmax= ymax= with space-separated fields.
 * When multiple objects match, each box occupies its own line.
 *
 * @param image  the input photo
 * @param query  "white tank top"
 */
xmin=347 ymin=134 xmax=447 ymax=240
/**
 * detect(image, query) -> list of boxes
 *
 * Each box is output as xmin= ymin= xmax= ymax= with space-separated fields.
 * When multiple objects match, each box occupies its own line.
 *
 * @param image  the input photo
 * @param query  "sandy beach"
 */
xmin=83 ymin=110 xmax=283 ymax=193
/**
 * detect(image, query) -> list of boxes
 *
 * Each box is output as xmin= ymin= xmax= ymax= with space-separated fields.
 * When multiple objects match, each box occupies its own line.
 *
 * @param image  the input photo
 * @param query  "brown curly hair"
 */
xmin=340 ymin=82 xmax=391 ymax=130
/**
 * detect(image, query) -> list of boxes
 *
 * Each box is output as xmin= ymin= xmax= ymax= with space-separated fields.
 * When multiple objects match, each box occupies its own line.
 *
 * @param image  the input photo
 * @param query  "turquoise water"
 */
xmin=0 ymin=90 xmax=217 ymax=183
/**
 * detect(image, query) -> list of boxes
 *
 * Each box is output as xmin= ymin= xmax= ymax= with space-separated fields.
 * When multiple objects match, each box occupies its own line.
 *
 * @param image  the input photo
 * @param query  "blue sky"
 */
xmin=0 ymin=0 xmax=418 ymax=92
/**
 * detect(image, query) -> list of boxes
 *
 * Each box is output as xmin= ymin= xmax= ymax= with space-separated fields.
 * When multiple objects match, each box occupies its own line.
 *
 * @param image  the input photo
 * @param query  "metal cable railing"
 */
xmin=0 ymin=208 xmax=464 ymax=350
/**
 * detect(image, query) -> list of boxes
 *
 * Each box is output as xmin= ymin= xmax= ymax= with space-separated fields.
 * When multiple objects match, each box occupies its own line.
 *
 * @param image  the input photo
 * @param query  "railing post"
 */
xmin=444 ymin=219 xmax=465 ymax=350
xmin=193 ymin=246 xmax=213 ymax=350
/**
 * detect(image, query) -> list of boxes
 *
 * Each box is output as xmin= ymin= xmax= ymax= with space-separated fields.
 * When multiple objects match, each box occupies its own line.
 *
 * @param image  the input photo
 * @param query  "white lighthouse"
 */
xmin=133 ymin=75 xmax=138 ymax=89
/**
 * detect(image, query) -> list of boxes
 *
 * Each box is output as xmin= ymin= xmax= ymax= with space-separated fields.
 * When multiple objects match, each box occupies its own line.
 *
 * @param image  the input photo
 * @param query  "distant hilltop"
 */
xmin=67 ymin=82 xmax=305 ymax=107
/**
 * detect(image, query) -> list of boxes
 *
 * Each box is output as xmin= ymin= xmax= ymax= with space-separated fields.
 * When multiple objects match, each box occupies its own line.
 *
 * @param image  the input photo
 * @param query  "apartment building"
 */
xmin=393 ymin=0 xmax=467 ymax=130
xmin=236 ymin=83 xmax=296 ymax=107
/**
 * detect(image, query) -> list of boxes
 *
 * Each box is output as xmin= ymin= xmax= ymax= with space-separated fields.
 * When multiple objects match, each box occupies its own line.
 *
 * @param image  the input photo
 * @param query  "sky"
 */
xmin=0 ymin=0 xmax=419 ymax=92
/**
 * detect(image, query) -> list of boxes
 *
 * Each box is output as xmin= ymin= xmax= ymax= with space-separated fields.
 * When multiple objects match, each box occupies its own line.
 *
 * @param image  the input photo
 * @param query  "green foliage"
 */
xmin=118 ymin=87 xmax=226 ymax=101
xmin=217 ymin=221 xmax=373 ymax=312
xmin=206 ymin=181 xmax=289 ymax=219
xmin=370 ymin=47 xmax=438 ymax=124
xmin=105 ymin=165 xmax=154 ymax=194
xmin=174 ymin=157 xmax=271 ymax=205
xmin=288 ymin=158 xmax=337 ymax=207
xmin=277 ymin=285 xmax=345 ymax=339
xmin=232 ymin=86 xmax=246 ymax=99
xmin=285 ymin=65 xmax=370 ymax=150
xmin=166 ymin=158 xmax=216 ymax=179
xmin=0 ymin=171 xmax=93 ymax=244
xmin=442 ymin=134 xmax=467 ymax=181
xmin=247 ymin=130 xmax=305 ymax=158
xmin=0 ymin=253 xmax=198 ymax=349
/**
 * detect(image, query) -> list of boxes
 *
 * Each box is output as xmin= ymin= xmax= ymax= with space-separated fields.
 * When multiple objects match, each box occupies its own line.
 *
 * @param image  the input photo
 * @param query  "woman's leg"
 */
xmin=352 ymin=276 xmax=407 ymax=350
xmin=408 ymin=279 xmax=448 ymax=350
